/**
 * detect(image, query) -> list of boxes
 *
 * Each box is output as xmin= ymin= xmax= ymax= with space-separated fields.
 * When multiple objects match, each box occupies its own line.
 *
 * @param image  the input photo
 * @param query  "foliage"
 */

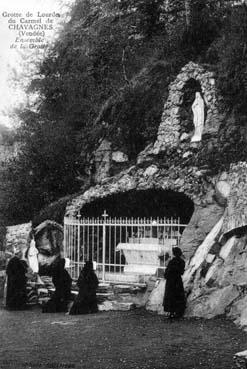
xmin=4 ymin=0 xmax=247 ymax=225
xmin=97 ymin=61 xmax=175 ymax=159
xmin=181 ymin=0 xmax=225 ymax=59
xmin=3 ymin=113 xmax=80 ymax=223
xmin=213 ymin=4 xmax=247 ymax=118
xmin=32 ymin=195 xmax=73 ymax=227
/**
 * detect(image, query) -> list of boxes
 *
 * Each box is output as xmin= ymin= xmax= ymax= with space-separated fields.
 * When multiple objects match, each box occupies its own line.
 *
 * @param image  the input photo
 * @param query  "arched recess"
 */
xmin=80 ymin=189 xmax=194 ymax=225
xmin=179 ymin=78 xmax=207 ymax=138
xmin=153 ymin=61 xmax=220 ymax=153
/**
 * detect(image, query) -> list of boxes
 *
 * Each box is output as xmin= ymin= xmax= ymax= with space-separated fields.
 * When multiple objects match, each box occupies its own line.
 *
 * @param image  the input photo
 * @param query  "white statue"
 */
xmin=28 ymin=238 xmax=39 ymax=274
xmin=27 ymin=231 xmax=44 ymax=285
xmin=191 ymin=91 xmax=205 ymax=142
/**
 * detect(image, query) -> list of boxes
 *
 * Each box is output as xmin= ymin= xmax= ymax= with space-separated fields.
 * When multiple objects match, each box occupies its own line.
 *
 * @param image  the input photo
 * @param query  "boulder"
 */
xmin=228 ymin=295 xmax=247 ymax=331
xmin=146 ymin=279 xmax=165 ymax=314
xmin=186 ymin=285 xmax=239 ymax=319
xmin=143 ymin=165 xmax=159 ymax=177
xmin=215 ymin=180 xmax=231 ymax=206
xmin=112 ymin=151 xmax=128 ymax=163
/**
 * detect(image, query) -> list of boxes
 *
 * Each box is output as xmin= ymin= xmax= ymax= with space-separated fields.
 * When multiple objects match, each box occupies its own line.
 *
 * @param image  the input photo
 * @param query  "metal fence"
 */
xmin=64 ymin=211 xmax=187 ymax=281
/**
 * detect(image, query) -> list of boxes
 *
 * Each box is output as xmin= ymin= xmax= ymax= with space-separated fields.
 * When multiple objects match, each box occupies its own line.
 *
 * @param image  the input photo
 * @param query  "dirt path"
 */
xmin=0 ymin=305 xmax=246 ymax=369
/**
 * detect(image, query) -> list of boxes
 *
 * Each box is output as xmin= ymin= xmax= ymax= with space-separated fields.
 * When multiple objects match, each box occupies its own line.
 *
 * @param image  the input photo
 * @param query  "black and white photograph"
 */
xmin=0 ymin=1 xmax=247 ymax=368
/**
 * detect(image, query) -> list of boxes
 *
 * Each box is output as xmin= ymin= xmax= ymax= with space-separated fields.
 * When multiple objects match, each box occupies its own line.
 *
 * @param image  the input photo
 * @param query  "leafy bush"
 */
xmin=214 ymin=5 xmax=247 ymax=117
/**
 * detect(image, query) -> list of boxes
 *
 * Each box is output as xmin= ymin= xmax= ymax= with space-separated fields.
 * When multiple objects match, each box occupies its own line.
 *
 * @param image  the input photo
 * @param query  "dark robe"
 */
xmin=163 ymin=256 xmax=186 ymax=317
xmin=69 ymin=268 xmax=99 ymax=315
xmin=42 ymin=258 xmax=72 ymax=313
xmin=6 ymin=256 xmax=28 ymax=310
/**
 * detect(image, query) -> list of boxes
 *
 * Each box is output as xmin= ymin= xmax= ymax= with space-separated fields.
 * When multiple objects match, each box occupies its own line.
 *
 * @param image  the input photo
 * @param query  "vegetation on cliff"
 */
xmin=3 ymin=0 xmax=247 ymax=224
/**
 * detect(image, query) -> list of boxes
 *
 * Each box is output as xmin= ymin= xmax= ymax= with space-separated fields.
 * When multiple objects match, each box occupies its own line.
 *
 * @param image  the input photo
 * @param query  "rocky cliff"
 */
xmin=64 ymin=61 xmax=247 ymax=330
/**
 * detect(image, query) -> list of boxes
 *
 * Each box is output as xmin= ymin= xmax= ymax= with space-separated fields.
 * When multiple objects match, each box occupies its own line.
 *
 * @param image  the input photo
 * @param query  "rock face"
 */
xmin=222 ymin=162 xmax=247 ymax=237
xmin=59 ymin=62 xmax=247 ymax=330
xmin=185 ymin=233 xmax=247 ymax=326
xmin=66 ymin=63 xmax=226 ymax=267
xmin=148 ymin=209 xmax=247 ymax=331
xmin=151 ymin=61 xmax=222 ymax=154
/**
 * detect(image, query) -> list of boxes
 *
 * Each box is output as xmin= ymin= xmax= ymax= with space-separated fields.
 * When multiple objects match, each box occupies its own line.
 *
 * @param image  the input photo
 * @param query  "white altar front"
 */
xmin=116 ymin=238 xmax=177 ymax=274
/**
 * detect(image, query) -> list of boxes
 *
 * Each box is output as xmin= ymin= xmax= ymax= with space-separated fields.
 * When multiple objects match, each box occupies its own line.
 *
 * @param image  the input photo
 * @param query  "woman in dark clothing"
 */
xmin=42 ymin=257 xmax=72 ymax=313
xmin=69 ymin=261 xmax=99 ymax=315
xmin=6 ymin=250 xmax=28 ymax=310
xmin=163 ymin=247 xmax=186 ymax=318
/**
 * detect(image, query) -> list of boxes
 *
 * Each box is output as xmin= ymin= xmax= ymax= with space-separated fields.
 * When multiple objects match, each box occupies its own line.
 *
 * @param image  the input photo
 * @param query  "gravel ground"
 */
xmin=0 ymin=305 xmax=246 ymax=369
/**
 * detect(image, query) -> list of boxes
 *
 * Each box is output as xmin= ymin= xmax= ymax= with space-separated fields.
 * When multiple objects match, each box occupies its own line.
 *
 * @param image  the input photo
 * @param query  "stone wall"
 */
xmin=66 ymin=160 xmax=228 ymax=260
xmin=152 ymin=62 xmax=221 ymax=154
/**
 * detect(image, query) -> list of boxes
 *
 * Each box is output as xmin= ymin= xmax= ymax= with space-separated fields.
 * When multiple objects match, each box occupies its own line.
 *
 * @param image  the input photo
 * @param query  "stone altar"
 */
xmin=116 ymin=238 xmax=177 ymax=274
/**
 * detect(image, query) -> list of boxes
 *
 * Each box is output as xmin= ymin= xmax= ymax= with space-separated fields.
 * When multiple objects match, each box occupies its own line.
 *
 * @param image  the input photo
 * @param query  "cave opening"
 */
xmin=81 ymin=189 xmax=194 ymax=224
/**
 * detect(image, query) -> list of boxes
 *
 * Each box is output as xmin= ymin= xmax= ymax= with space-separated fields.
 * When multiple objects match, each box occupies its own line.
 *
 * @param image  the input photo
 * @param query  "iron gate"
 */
xmin=63 ymin=211 xmax=187 ymax=281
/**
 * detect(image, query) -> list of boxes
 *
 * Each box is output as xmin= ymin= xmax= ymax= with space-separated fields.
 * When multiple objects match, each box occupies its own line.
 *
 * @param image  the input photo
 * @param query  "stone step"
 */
xmin=31 ymin=279 xmax=148 ymax=311
xmin=98 ymin=301 xmax=135 ymax=311
xmin=113 ymin=284 xmax=142 ymax=294
xmin=103 ymin=272 xmax=151 ymax=284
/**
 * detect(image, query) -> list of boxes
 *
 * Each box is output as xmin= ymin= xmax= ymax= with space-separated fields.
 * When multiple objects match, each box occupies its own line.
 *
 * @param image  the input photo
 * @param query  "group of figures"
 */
xmin=42 ymin=258 xmax=99 ymax=315
xmin=5 ymin=229 xmax=185 ymax=318
xmin=5 ymin=231 xmax=99 ymax=315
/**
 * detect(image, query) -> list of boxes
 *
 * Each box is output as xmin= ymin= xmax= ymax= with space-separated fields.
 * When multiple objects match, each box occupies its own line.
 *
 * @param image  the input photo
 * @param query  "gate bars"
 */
xmin=63 ymin=211 xmax=187 ymax=281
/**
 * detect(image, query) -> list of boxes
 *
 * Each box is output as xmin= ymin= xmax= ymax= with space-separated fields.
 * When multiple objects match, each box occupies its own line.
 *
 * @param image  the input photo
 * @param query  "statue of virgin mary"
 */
xmin=191 ymin=91 xmax=205 ymax=142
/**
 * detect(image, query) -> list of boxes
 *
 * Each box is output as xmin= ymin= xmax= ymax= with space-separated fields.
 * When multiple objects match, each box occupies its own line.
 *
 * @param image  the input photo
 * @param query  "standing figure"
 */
xmin=27 ymin=231 xmax=43 ymax=285
xmin=191 ymin=91 xmax=205 ymax=142
xmin=6 ymin=248 xmax=28 ymax=310
xmin=42 ymin=257 xmax=72 ymax=313
xmin=163 ymin=247 xmax=186 ymax=319
xmin=69 ymin=261 xmax=99 ymax=315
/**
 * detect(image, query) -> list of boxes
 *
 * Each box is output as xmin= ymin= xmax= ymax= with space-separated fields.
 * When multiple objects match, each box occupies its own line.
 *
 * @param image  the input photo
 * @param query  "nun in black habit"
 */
xmin=42 ymin=256 xmax=72 ymax=313
xmin=6 ymin=249 xmax=28 ymax=310
xmin=69 ymin=261 xmax=99 ymax=315
xmin=163 ymin=247 xmax=186 ymax=318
